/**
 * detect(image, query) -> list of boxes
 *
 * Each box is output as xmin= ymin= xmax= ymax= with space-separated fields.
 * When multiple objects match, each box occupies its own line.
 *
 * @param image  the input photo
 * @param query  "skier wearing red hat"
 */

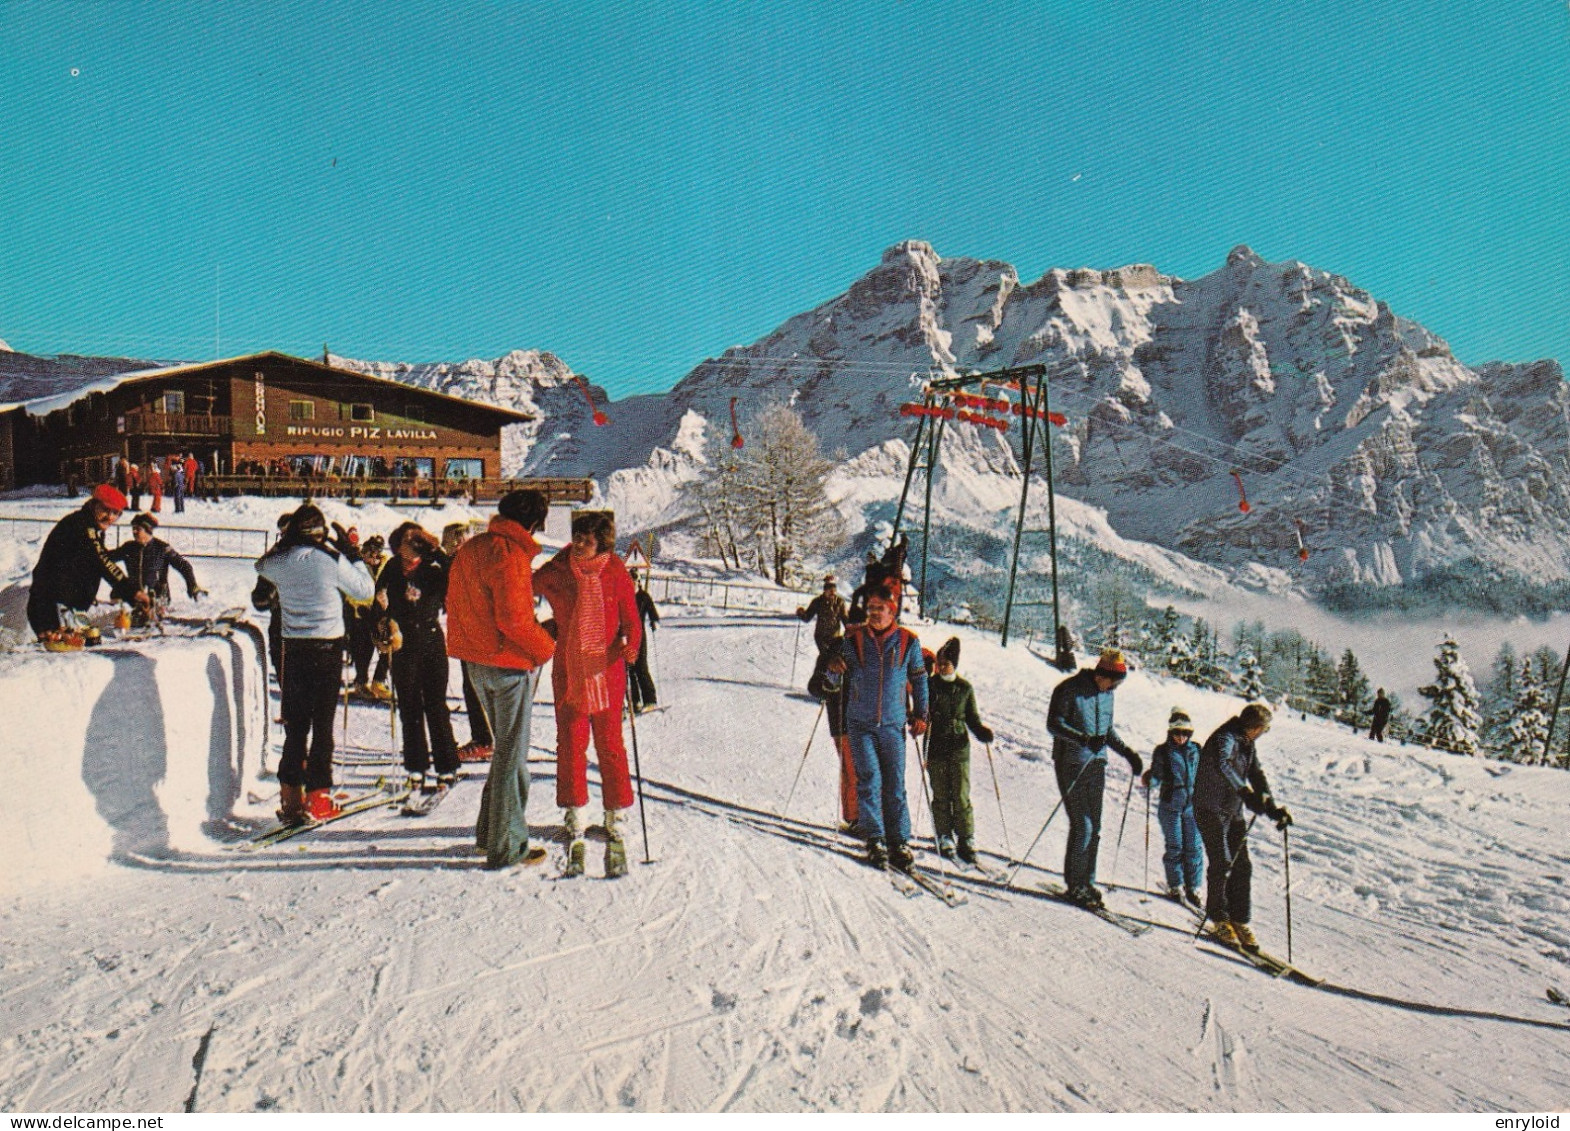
xmin=26 ymin=484 xmax=147 ymax=637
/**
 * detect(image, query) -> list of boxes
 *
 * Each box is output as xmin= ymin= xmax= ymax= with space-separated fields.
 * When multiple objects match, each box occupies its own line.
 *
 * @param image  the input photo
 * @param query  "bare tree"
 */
xmin=736 ymin=404 xmax=844 ymax=585
xmin=681 ymin=436 xmax=748 ymax=570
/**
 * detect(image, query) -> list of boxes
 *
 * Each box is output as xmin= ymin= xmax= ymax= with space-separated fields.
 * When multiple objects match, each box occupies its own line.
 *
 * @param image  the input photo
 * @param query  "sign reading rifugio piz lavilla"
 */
xmin=285 ymin=425 xmax=439 ymax=441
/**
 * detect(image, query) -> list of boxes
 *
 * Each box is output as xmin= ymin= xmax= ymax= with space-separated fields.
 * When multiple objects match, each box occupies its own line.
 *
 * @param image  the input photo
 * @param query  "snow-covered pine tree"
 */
xmin=1236 ymin=646 xmax=1267 ymax=700
xmin=1304 ymin=651 xmax=1340 ymax=720
xmin=1164 ymin=630 xmax=1198 ymax=683
xmin=1418 ymin=637 xmax=1484 ymax=756
xmin=1501 ymin=658 xmax=1551 ymax=764
xmin=1482 ymin=642 xmax=1520 ymax=751
xmin=1336 ymin=649 xmax=1371 ymax=729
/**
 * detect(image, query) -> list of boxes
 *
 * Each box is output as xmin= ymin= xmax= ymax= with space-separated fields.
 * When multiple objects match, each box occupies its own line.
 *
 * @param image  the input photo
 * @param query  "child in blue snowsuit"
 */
xmin=1142 ymin=707 xmax=1203 ymax=908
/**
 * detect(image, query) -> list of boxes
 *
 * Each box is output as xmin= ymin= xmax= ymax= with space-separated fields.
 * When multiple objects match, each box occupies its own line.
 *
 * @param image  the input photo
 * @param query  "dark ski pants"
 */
xmin=1055 ymin=756 xmax=1105 ymax=892
xmin=280 ymin=638 xmax=345 ymax=792
xmin=849 ymin=724 xmax=911 ymax=846
xmin=1369 ymin=721 xmax=1387 ymax=743
xmin=1196 ymin=808 xmax=1253 ymax=924
xmin=391 ymin=629 xmax=458 ymax=776
xmin=1157 ymin=797 xmax=1204 ymax=891
xmin=462 ymin=661 xmax=493 ymax=747
xmin=348 ymin=609 xmax=375 ymax=686
xmin=927 ymin=749 xmax=974 ymax=843
xmin=472 ymin=663 xmax=540 ymax=869
xmin=806 ymin=639 xmax=840 ymax=699
xmin=627 ymin=637 xmax=657 ymax=710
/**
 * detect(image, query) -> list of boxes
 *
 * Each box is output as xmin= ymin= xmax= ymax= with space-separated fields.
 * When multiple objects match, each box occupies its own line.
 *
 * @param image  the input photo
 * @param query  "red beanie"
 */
xmin=1096 ymin=648 xmax=1128 ymax=676
xmin=91 ymin=483 xmax=128 ymax=511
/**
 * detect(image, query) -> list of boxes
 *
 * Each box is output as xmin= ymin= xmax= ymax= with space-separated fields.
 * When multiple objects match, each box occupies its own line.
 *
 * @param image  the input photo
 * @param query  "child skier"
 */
xmin=925 ymin=637 xmax=994 ymax=863
xmin=1142 ymin=707 xmax=1203 ymax=909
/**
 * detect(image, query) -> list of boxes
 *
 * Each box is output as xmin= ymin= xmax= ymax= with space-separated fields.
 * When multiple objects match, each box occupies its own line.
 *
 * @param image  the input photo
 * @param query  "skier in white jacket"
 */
xmin=256 ymin=504 xmax=374 ymax=824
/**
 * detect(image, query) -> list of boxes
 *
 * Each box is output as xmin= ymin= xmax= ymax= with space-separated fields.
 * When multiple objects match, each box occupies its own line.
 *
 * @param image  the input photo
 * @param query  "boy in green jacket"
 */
xmin=926 ymin=637 xmax=994 ymax=863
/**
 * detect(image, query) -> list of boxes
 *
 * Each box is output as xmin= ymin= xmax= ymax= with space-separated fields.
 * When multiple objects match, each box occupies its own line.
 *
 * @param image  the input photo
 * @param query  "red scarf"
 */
xmin=565 ymin=552 xmax=612 ymax=713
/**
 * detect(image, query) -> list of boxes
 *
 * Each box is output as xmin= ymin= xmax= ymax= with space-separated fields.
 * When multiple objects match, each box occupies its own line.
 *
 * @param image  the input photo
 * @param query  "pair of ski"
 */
xmin=1038 ymin=882 xmax=1153 ymax=937
xmin=881 ymin=860 xmax=966 ymax=906
xmin=239 ymin=779 xmax=410 ymax=850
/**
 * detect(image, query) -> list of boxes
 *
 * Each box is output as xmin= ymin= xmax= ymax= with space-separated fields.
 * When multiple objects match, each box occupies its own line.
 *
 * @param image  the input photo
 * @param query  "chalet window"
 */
xmin=162 ymin=391 xmax=185 ymax=415
xmin=350 ymin=403 xmax=375 ymax=423
xmin=444 ymin=458 xmax=483 ymax=480
xmin=289 ymin=401 xmax=315 ymax=421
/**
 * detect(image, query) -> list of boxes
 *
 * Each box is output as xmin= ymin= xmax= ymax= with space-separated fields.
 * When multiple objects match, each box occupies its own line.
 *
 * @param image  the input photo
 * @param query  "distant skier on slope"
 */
xmin=925 ymin=637 xmax=994 ymax=864
xmin=255 ymin=504 xmax=374 ymax=825
xmin=796 ymin=573 xmax=847 ymax=699
xmin=1368 ymin=688 xmax=1392 ymax=743
xmin=827 ymin=582 xmax=928 ymax=871
xmin=1044 ymin=648 xmax=1144 ymax=909
xmin=1193 ymin=702 xmax=1293 ymax=951
xmin=1141 ymin=707 xmax=1203 ymax=909
xmin=627 ymin=582 xmax=661 ymax=714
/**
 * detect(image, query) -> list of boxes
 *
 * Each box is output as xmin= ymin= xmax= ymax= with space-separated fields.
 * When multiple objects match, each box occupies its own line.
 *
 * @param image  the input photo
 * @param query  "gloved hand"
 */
xmin=1122 ymin=749 xmax=1144 ymax=778
xmin=541 ymin=617 xmax=558 ymax=641
xmin=975 ymin=725 xmax=995 ymax=744
xmin=909 ymin=718 xmax=928 ymax=738
xmin=1140 ymin=770 xmax=1154 ymax=789
xmin=828 ymin=656 xmax=847 ymax=674
xmin=330 ymin=522 xmax=357 ymax=559
xmin=796 ymin=606 xmax=807 ymax=617
xmin=188 ymin=585 xmax=207 ymax=600
xmin=1269 ymin=802 xmax=1294 ymax=830
xmin=1083 ymin=736 xmax=1106 ymax=755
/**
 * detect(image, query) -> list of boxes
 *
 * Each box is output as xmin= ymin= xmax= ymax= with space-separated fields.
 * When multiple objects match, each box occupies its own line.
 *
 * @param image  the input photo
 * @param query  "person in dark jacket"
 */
xmin=1368 ymin=688 xmax=1392 ymax=742
xmin=109 ymin=514 xmax=205 ymax=608
xmin=1193 ymin=702 xmax=1293 ymax=951
xmin=797 ymin=574 xmax=847 ymax=698
xmin=925 ymin=637 xmax=994 ymax=863
xmin=627 ymin=583 xmax=661 ymax=713
xmin=1142 ymin=706 xmax=1203 ymax=907
xmin=377 ymin=522 xmax=458 ymax=791
xmin=1045 ymin=648 xmax=1144 ymax=908
xmin=828 ymin=583 xmax=928 ymax=871
xmin=27 ymin=484 xmax=147 ymax=637
xmin=347 ymin=535 xmax=391 ymax=700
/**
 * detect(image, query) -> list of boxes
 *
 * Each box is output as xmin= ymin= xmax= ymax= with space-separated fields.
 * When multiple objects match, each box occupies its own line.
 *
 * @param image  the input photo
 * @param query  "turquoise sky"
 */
xmin=3 ymin=1 xmax=1567 ymax=397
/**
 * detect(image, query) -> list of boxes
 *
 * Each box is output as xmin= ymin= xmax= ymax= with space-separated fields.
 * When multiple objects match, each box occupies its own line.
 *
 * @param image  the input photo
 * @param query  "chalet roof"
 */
xmin=17 ymin=351 xmax=536 ymax=423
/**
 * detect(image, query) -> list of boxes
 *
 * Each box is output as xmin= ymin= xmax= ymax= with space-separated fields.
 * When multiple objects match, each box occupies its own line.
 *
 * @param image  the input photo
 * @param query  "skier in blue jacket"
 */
xmin=1142 ymin=706 xmax=1203 ymax=908
xmin=1045 ymin=648 xmax=1143 ymax=908
xmin=828 ymin=584 xmax=928 ymax=871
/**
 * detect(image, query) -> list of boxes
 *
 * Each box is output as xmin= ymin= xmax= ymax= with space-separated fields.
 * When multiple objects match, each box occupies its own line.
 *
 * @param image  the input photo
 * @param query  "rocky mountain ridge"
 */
xmin=8 ymin=241 xmax=1568 ymax=604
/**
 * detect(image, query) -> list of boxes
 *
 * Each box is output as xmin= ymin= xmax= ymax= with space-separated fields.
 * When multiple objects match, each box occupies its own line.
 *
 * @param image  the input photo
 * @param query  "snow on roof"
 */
xmin=16 ymin=351 xmax=536 ymax=422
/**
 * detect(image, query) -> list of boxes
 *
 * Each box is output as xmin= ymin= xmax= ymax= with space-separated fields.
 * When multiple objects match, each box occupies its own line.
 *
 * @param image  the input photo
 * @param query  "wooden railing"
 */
xmin=122 ymin=412 xmax=232 ymax=436
xmin=201 ymin=475 xmax=594 ymax=504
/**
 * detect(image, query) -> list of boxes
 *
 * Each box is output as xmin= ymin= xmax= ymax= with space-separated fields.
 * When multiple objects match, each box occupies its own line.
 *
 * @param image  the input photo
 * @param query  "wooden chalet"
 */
xmin=7 ymin=352 xmax=591 ymax=503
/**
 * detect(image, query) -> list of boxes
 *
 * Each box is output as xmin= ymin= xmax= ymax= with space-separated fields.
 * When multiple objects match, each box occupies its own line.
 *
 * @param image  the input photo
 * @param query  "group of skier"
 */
xmin=29 ymin=480 xmax=1296 ymax=948
xmin=798 ymin=559 xmax=1295 ymax=952
xmin=247 ymin=490 xmax=661 ymax=875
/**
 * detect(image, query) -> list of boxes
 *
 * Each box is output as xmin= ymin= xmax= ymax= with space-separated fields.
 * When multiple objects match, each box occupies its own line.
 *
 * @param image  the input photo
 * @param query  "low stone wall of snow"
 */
xmin=0 ymin=624 xmax=268 ymax=890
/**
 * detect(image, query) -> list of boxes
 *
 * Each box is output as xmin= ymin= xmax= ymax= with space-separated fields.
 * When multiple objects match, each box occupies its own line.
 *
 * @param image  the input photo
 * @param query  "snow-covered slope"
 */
xmin=1 ymin=535 xmax=1568 ymax=1109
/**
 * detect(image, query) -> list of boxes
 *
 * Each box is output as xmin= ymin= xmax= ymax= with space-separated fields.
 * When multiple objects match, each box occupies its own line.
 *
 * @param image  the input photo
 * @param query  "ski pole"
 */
xmin=779 ymin=701 xmax=825 ymax=818
xmin=1143 ymin=781 xmax=1152 ymax=895
xmin=625 ymin=691 xmax=652 ymax=864
xmin=1006 ymin=757 xmax=1093 ymax=889
xmin=983 ymin=742 xmax=1012 ymax=857
xmin=1110 ymin=770 xmax=1135 ymax=885
xmin=1283 ymin=823 xmax=1294 ymax=965
xmin=789 ymin=621 xmax=803 ymax=688
xmin=341 ymin=678 xmax=350 ymax=750
xmin=912 ymin=727 xmax=945 ymax=874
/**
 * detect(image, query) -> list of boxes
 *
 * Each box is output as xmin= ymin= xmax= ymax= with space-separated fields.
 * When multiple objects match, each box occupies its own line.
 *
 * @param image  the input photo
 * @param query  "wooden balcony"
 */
xmin=122 ymin=412 xmax=232 ymax=437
